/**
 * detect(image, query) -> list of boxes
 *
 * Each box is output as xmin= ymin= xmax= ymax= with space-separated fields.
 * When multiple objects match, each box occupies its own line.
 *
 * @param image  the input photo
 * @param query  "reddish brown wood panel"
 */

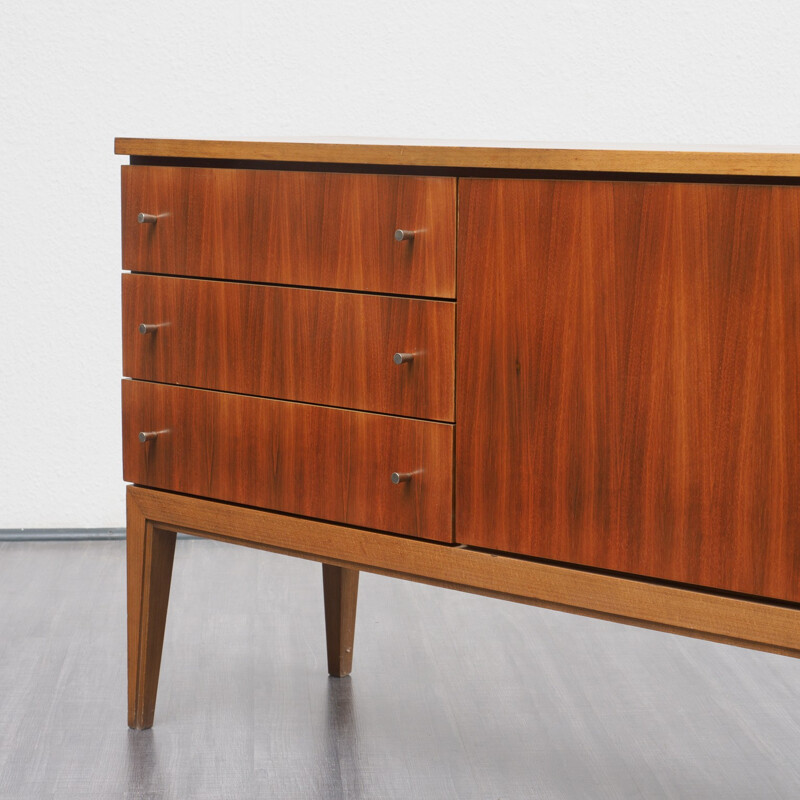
xmin=121 ymin=166 xmax=455 ymax=298
xmin=123 ymin=381 xmax=453 ymax=541
xmin=122 ymin=274 xmax=455 ymax=421
xmin=456 ymin=178 xmax=800 ymax=603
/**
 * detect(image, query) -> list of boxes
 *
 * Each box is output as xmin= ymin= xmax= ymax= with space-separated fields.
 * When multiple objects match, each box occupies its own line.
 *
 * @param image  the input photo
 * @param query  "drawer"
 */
xmin=121 ymin=166 xmax=456 ymax=298
xmin=122 ymin=274 xmax=455 ymax=421
xmin=122 ymin=381 xmax=454 ymax=541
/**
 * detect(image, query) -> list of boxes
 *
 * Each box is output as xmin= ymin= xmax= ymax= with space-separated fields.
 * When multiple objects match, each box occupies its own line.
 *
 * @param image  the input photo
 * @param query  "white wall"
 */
xmin=1 ymin=0 xmax=799 ymax=528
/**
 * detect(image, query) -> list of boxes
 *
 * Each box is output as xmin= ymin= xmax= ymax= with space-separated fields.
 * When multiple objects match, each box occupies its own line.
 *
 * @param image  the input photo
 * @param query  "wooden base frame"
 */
xmin=127 ymin=485 xmax=800 ymax=729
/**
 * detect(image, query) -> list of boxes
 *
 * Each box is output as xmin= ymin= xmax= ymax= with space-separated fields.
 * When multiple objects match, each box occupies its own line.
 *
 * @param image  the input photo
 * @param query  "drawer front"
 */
xmin=121 ymin=166 xmax=456 ymax=298
xmin=122 ymin=274 xmax=455 ymax=421
xmin=457 ymin=178 xmax=800 ymax=603
xmin=122 ymin=381 xmax=453 ymax=540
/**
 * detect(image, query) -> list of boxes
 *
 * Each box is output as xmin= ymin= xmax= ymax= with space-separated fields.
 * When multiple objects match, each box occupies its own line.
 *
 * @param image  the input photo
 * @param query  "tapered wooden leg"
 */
xmin=322 ymin=564 xmax=359 ymax=677
xmin=127 ymin=493 xmax=177 ymax=729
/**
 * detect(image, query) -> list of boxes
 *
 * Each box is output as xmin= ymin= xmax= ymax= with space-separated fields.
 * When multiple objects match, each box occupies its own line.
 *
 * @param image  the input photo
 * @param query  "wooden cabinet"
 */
xmin=117 ymin=137 xmax=800 ymax=731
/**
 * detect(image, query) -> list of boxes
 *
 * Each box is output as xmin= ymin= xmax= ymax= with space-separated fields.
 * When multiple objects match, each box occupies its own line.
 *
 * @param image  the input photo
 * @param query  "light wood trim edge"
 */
xmin=128 ymin=487 xmax=800 ymax=658
xmin=115 ymin=138 xmax=800 ymax=177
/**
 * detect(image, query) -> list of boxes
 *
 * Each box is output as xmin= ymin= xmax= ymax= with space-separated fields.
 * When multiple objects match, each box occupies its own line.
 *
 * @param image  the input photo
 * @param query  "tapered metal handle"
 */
xmin=391 ymin=472 xmax=412 ymax=484
xmin=393 ymin=352 xmax=414 ymax=365
xmin=394 ymin=229 xmax=415 ymax=241
xmin=138 ymin=323 xmax=158 ymax=334
xmin=138 ymin=431 xmax=160 ymax=443
xmin=138 ymin=213 xmax=158 ymax=224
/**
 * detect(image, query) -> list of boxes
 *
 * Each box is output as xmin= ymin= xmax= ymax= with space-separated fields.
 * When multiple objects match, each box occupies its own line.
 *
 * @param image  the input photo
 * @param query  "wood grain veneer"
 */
xmin=122 ymin=274 xmax=455 ymax=421
xmin=457 ymin=178 xmax=800 ymax=603
xmin=122 ymin=381 xmax=453 ymax=541
xmin=115 ymin=138 xmax=800 ymax=176
xmin=121 ymin=166 xmax=455 ymax=298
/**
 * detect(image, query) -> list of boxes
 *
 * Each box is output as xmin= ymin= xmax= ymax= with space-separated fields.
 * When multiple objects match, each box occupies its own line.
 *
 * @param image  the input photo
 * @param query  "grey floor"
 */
xmin=1 ymin=540 xmax=799 ymax=800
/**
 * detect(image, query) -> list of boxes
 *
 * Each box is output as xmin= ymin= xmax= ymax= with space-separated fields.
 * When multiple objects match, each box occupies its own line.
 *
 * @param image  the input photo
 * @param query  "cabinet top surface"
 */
xmin=115 ymin=137 xmax=800 ymax=176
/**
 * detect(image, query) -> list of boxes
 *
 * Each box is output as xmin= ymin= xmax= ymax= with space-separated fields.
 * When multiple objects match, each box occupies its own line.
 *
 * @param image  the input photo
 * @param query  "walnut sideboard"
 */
xmin=116 ymin=138 xmax=800 ymax=729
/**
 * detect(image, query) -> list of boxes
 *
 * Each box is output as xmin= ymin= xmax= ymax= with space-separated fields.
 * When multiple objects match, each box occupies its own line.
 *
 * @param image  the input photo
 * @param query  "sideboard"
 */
xmin=116 ymin=138 xmax=800 ymax=729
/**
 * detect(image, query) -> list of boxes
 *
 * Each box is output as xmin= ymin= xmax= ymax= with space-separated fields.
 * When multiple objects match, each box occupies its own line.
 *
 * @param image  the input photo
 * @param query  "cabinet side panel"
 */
xmin=456 ymin=178 xmax=800 ymax=603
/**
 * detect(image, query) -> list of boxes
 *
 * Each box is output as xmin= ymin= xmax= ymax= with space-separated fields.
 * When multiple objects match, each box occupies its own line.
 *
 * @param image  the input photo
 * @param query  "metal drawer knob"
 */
xmin=394 ymin=229 xmax=415 ymax=241
xmin=393 ymin=352 xmax=414 ymax=365
xmin=138 ymin=213 xmax=158 ymax=224
xmin=138 ymin=430 xmax=164 ymax=443
xmin=138 ymin=323 xmax=159 ymax=334
xmin=391 ymin=472 xmax=412 ymax=484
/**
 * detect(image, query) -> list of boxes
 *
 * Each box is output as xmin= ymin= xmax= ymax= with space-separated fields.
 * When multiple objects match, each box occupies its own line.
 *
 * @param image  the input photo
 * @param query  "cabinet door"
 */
xmin=456 ymin=178 xmax=800 ymax=603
